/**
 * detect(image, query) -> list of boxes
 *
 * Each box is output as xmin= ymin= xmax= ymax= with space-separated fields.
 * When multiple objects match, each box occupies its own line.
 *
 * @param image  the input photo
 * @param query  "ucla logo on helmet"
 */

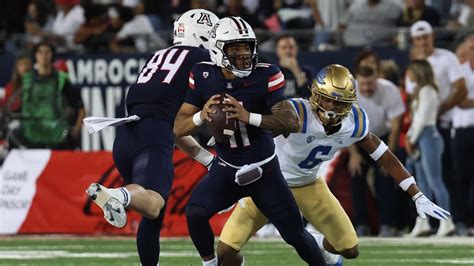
xmin=197 ymin=12 xmax=213 ymax=26
xmin=317 ymin=70 xmax=326 ymax=85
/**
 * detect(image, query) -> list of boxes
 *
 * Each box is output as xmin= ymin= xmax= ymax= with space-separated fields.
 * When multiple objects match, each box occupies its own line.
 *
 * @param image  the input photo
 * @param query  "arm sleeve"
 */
xmin=184 ymin=66 xmax=205 ymax=108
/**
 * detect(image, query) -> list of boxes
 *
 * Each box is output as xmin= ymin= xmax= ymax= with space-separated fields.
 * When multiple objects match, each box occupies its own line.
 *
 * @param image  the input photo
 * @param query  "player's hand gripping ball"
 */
xmin=207 ymin=93 xmax=238 ymax=143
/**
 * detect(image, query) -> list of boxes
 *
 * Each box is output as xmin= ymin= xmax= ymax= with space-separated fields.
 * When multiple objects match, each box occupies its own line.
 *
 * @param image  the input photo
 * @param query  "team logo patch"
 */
xmin=226 ymin=82 xmax=233 ymax=89
xmin=203 ymin=72 xmax=209 ymax=78
xmin=307 ymin=136 xmax=315 ymax=143
xmin=197 ymin=12 xmax=213 ymax=26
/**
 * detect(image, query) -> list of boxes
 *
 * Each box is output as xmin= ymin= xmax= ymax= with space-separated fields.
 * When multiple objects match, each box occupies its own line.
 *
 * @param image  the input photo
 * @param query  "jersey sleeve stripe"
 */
xmin=352 ymin=105 xmax=366 ymax=138
xmin=268 ymin=73 xmax=285 ymax=92
xmin=360 ymin=107 xmax=369 ymax=137
xmin=351 ymin=106 xmax=360 ymax=138
xmin=298 ymin=99 xmax=308 ymax=133
xmin=290 ymin=99 xmax=304 ymax=132
xmin=289 ymin=99 xmax=300 ymax=116
xmin=189 ymin=72 xmax=195 ymax=89
xmin=269 ymin=71 xmax=283 ymax=82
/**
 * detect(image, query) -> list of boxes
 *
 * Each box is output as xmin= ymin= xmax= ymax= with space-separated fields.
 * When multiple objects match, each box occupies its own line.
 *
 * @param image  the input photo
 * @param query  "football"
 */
xmin=207 ymin=93 xmax=238 ymax=144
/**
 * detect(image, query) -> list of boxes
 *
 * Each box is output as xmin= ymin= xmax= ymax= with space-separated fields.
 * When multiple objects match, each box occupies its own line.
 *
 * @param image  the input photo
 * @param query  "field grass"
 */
xmin=0 ymin=236 xmax=473 ymax=265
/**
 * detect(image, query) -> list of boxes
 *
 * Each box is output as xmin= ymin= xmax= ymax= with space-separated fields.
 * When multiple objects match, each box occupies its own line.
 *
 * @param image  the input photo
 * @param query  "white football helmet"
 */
xmin=173 ymin=9 xmax=219 ymax=49
xmin=209 ymin=17 xmax=258 ymax=78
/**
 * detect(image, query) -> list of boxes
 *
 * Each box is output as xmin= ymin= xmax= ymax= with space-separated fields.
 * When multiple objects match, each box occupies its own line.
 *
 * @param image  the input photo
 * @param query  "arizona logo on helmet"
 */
xmin=197 ymin=12 xmax=213 ymax=26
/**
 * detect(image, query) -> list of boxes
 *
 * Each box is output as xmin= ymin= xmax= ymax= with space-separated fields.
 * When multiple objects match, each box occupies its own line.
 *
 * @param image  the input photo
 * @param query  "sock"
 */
xmin=314 ymin=233 xmax=326 ymax=251
xmin=105 ymin=187 xmax=131 ymax=207
xmin=202 ymin=256 xmax=217 ymax=266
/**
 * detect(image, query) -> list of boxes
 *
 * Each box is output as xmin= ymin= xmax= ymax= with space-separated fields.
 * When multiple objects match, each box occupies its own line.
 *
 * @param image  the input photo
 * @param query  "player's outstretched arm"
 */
xmin=174 ymin=95 xmax=221 ymax=138
xmin=358 ymin=133 xmax=451 ymax=220
xmin=223 ymin=94 xmax=301 ymax=137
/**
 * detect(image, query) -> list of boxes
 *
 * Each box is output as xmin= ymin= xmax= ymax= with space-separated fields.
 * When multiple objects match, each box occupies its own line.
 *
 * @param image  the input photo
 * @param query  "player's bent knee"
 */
xmin=143 ymin=191 xmax=165 ymax=219
xmin=185 ymin=204 xmax=211 ymax=222
xmin=340 ymin=246 xmax=359 ymax=259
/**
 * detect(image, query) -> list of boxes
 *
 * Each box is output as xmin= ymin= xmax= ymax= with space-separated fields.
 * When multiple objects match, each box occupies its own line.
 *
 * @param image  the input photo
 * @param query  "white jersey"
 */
xmin=275 ymin=98 xmax=369 ymax=187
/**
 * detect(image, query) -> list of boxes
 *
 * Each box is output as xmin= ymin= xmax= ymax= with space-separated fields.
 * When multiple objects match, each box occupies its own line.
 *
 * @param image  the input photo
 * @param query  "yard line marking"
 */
xmin=359 ymin=258 xmax=474 ymax=265
xmin=0 ymin=251 xmax=202 ymax=259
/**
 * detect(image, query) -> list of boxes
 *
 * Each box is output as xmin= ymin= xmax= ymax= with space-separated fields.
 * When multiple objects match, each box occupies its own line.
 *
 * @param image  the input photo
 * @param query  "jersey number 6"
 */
xmin=298 ymin=145 xmax=332 ymax=169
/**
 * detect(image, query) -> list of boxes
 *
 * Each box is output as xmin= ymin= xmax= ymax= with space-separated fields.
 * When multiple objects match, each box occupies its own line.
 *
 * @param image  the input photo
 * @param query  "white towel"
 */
xmin=83 ymin=115 xmax=140 ymax=134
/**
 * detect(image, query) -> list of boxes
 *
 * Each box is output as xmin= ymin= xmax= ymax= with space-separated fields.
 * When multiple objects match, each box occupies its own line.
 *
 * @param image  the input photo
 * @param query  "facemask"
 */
xmin=405 ymin=78 xmax=417 ymax=95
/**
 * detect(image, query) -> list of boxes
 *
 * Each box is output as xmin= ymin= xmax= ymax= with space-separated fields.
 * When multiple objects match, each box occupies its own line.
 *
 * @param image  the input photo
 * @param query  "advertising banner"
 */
xmin=0 ymin=149 xmax=230 ymax=236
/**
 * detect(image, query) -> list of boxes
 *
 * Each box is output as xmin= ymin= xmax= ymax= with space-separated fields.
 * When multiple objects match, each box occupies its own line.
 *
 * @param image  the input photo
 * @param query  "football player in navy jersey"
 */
xmin=86 ymin=9 xmax=218 ymax=266
xmin=174 ymin=17 xmax=326 ymax=266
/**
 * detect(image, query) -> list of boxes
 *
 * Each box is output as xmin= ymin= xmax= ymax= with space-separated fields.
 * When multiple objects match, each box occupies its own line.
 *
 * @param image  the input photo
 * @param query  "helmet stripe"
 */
xmin=230 ymin=16 xmax=248 ymax=34
xmin=239 ymin=18 xmax=249 ymax=34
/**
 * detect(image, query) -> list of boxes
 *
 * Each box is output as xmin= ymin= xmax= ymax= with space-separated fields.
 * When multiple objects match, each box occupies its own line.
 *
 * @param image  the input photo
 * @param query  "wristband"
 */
xmin=193 ymin=147 xmax=214 ymax=167
xmin=192 ymin=111 xmax=204 ymax=126
xmin=399 ymin=176 xmax=416 ymax=191
xmin=369 ymin=140 xmax=388 ymax=161
xmin=412 ymin=191 xmax=424 ymax=202
xmin=248 ymin=113 xmax=262 ymax=127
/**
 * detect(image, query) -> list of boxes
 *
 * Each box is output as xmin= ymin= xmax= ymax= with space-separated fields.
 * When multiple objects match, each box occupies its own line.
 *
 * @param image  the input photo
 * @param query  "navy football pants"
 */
xmin=187 ymin=157 xmax=326 ymax=265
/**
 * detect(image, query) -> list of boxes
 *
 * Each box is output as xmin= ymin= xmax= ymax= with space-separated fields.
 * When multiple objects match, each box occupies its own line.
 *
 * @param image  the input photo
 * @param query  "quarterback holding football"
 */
xmin=216 ymin=64 xmax=451 ymax=265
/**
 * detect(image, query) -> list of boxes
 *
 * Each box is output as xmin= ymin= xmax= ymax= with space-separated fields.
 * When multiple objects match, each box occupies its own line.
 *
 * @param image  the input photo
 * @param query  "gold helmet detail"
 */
xmin=309 ymin=64 xmax=357 ymax=126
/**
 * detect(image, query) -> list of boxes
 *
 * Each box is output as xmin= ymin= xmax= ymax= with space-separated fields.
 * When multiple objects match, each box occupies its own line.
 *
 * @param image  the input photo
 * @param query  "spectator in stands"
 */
xmin=339 ymin=0 xmax=402 ymax=47
xmin=453 ymin=35 xmax=474 ymax=236
xmin=275 ymin=34 xmax=313 ymax=98
xmin=409 ymin=20 xmax=467 ymax=236
xmin=50 ymin=0 xmax=85 ymax=51
xmin=448 ymin=0 xmax=474 ymax=29
xmin=313 ymin=0 xmax=350 ymax=50
xmin=24 ymin=0 xmax=55 ymax=48
xmin=74 ymin=4 xmax=111 ymax=52
xmin=109 ymin=1 xmax=166 ymax=53
xmin=380 ymin=59 xmax=402 ymax=86
xmin=354 ymin=49 xmax=382 ymax=77
xmin=404 ymin=60 xmax=455 ymax=237
xmin=276 ymin=0 xmax=323 ymax=30
xmin=1 ymin=55 xmax=32 ymax=113
xmin=14 ymin=42 xmax=85 ymax=149
xmin=397 ymin=0 xmax=441 ymax=27
xmin=217 ymin=0 xmax=263 ymax=29
xmin=349 ymin=66 xmax=405 ymax=237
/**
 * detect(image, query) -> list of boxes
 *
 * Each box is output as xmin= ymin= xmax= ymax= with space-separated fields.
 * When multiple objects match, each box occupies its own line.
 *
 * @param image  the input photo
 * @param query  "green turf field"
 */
xmin=0 ymin=236 xmax=473 ymax=265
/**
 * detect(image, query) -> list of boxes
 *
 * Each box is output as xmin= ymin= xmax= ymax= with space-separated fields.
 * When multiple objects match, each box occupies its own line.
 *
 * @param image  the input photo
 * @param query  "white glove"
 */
xmin=413 ymin=192 xmax=450 ymax=220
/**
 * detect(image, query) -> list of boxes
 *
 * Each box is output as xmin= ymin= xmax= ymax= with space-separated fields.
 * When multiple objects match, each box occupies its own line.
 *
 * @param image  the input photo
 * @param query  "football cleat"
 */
xmin=86 ymin=183 xmax=127 ymax=228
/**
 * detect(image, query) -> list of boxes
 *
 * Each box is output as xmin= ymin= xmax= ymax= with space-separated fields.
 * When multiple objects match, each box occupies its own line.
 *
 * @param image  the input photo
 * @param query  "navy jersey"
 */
xmin=185 ymin=62 xmax=287 ymax=165
xmin=126 ymin=46 xmax=210 ymax=124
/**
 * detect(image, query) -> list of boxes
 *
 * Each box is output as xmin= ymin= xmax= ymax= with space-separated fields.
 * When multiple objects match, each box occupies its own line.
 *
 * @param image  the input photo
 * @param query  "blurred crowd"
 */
xmin=1 ymin=0 xmax=474 ymax=54
xmin=0 ymin=0 xmax=473 ymax=238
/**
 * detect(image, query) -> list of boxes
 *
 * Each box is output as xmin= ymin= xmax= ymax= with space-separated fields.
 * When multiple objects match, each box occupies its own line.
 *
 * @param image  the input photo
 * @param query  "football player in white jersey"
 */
xmin=214 ymin=64 xmax=450 ymax=266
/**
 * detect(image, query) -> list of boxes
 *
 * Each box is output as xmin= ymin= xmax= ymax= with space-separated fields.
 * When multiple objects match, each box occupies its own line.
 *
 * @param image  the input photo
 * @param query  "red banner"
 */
xmin=14 ymin=149 xmax=230 ymax=235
